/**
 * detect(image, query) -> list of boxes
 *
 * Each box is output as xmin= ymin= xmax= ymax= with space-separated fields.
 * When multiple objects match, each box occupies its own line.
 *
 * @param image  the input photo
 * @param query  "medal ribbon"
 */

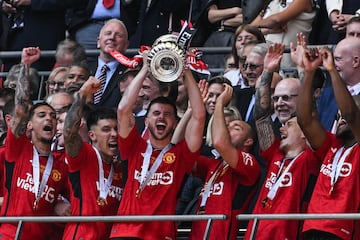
xmin=93 ymin=146 xmax=114 ymax=199
xmin=330 ymin=144 xmax=355 ymax=189
xmin=139 ymin=141 xmax=172 ymax=193
xmin=32 ymin=147 xmax=53 ymax=207
xmin=267 ymin=151 xmax=303 ymax=200
xmin=200 ymin=159 xmax=229 ymax=209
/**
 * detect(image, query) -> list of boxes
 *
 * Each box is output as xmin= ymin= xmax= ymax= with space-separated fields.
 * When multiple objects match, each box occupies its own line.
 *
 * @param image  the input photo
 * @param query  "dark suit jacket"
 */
xmin=233 ymin=86 xmax=255 ymax=120
xmin=4 ymin=0 xmax=84 ymax=71
xmin=127 ymin=0 xmax=190 ymax=48
xmin=91 ymin=63 xmax=126 ymax=109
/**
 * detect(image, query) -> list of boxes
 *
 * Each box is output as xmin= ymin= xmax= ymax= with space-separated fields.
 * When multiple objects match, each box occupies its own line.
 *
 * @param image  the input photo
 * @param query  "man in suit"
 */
xmin=1 ymin=0 xmax=84 ymax=71
xmin=126 ymin=0 xmax=190 ymax=48
xmin=92 ymin=18 xmax=129 ymax=109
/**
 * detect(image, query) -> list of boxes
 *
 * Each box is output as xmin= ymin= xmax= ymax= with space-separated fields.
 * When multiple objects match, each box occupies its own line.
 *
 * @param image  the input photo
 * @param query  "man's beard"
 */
xmin=336 ymin=127 xmax=354 ymax=141
xmin=40 ymin=136 xmax=53 ymax=144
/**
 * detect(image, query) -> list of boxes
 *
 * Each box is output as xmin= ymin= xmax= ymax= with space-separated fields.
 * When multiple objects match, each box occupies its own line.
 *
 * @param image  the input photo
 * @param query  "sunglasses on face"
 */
xmin=243 ymin=63 xmax=263 ymax=71
xmin=272 ymin=94 xmax=298 ymax=102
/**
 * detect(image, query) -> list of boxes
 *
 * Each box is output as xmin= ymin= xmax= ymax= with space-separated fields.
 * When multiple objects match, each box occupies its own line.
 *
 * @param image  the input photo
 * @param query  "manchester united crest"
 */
xmin=163 ymin=152 xmax=175 ymax=164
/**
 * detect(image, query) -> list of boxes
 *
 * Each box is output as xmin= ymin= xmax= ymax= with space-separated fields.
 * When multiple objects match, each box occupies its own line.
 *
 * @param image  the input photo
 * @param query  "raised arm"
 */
xmin=64 ymin=77 xmax=101 ymax=157
xmin=211 ymin=84 xmax=239 ymax=169
xmin=183 ymin=69 xmax=206 ymax=153
xmin=171 ymin=79 xmax=208 ymax=144
xmin=117 ymin=62 xmax=148 ymax=138
xmin=321 ymin=47 xmax=360 ymax=143
xmin=11 ymin=47 xmax=40 ymax=137
xmin=296 ymin=47 xmax=327 ymax=150
xmin=254 ymin=43 xmax=284 ymax=151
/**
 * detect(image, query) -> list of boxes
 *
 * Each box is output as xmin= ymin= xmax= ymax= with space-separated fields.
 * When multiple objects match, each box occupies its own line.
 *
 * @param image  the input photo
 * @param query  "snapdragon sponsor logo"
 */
xmin=134 ymin=170 xmax=174 ymax=186
xmin=200 ymin=182 xmax=224 ymax=197
xmin=95 ymin=181 xmax=123 ymax=201
xmin=320 ymin=162 xmax=352 ymax=177
xmin=265 ymin=171 xmax=293 ymax=190
xmin=17 ymin=173 xmax=56 ymax=203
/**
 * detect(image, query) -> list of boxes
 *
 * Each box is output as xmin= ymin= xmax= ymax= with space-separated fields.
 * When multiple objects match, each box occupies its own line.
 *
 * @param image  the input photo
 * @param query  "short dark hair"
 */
xmin=86 ymin=107 xmax=117 ymax=130
xmin=146 ymin=96 xmax=179 ymax=120
xmin=29 ymin=102 xmax=55 ymax=119
xmin=348 ymin=16 xmax=360 ymax=26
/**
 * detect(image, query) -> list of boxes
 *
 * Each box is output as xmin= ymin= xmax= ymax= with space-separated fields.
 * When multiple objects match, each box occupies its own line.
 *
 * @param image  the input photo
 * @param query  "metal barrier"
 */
xmin=236 ymin=213 xmax=360 ymax=240
xmin=0 ymin=214 xmax=226 ymax=240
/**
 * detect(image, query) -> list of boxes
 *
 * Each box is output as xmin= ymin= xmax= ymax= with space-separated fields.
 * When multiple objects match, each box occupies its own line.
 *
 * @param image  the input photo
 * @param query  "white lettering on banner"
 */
xmin=242 ymin=152 xmax=254 ymax=166
xmin=17 ymin=173 xmax=56 ymax=203
xmin=96 ymin=181 xmax=123 ymax=201
xmin=134 ymin=170 xmax=173 ymax=186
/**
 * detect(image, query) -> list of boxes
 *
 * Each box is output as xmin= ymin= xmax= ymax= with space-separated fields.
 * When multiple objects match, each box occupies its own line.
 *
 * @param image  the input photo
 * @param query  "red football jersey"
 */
xmin=189 ymin=151 xmax=260 ymax=240
xmin=303 ymin=132 xmax=360 ymax=240
xmin=245 ymin=139 xmax=320 ymax=240
xmin=110 ymin=126 xmax=198 ymax=240
xmin=63 ymin=142 xmax=123 ymax=240
xmin=0 ymin=130 xmax=69 ymax=240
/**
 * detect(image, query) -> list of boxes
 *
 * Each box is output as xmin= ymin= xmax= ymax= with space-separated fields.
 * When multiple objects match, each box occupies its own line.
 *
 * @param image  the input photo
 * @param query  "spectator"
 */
xmin=54 ymin=39 xmax=87 ymax=68
xmin=200 ymin=1 xmax=243 ymax=70
xmin=126 ymin=0 xmax=190 ymax=48
xmin=0 ymin=47 xmax=70 ymax=239
xmin=244 ymin=43 xmax=320 ymax=240
xmin=0 ymin=88 xmax=15 ymax=135
xmin=309 ymin=0 xmax=360 ymax=44
xmin=110 ymin=57 xmax=205 ymax=239
xmin=62 ymin=77 xmax=124 ymax=239
xmin=91 ymin=18 xmax=129 ymax=108
xmin=189 ymin=84 xmax=260 ymax=240
xmin=299 ymin=45 xmax=360 ymax=240
xmin=224 ymin=25 xmax=266 ymax=87
xmin=64 ymin=63 xmax=90 ymax=89
xmin=118 ymin=68 xmax=144 ymax=116
xmin=4 ymin=63 xmax=40 ymax=101
xmin=45 ymin=67 xmax=69 ymax=97
xmin=46 ymin=92 xmax=74 ymax=116
xmin=1 ymin=0 xmax=84 ymax=71
xmin=251 ymin=0 xmax=316 ymax=68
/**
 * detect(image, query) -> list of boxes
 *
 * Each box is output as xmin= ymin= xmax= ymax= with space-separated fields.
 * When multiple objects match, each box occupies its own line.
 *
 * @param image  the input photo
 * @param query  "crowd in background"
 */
xmin=0 ymin=0 xmax=359 ymax=239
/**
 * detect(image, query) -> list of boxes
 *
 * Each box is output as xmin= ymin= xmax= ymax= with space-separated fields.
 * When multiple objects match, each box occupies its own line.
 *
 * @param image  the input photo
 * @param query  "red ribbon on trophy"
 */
xmin=109 ymin=45 xmax=151 ymax=68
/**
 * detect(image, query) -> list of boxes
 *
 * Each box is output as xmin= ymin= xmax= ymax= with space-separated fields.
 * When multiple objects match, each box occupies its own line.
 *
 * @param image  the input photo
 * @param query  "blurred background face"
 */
xmin=243 ymin=52 xmax=264 ymax=87
xmin=138 ymin=77 xmax=161 ymax=110
xmin=235 ymin=30 xmax=257 ymax=57
xmin=48 ymin=71 xmax=67 ymax=95
xmin=346 ymin=22 xmax=360 ymax=38
xmin=205 ymin=83 xmax=225 ymax=115
xmin=273 ymin=79 xmax=299 ymax=124
xmin=64 ymin=66 xmax=89 ymax=88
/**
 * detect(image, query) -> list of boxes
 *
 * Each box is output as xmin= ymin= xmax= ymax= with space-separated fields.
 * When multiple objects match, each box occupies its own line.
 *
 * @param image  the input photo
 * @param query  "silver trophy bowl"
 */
xmin=147 ymin=34 xmax=186 ymax=82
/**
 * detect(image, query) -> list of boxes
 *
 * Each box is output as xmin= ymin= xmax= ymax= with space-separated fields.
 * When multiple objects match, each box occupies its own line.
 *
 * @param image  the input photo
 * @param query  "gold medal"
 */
xmin=136 ymin=188 xmax=142 ymax=199
xmin=197 ymin=206 xmax=205 ymax=215
xmin=97 ymin=196 xmax=107 ymax=206
xmin=33 ymin=199 xmax=39 ymax=211
xmin=261 ymin=198 xmax=272 ymax=209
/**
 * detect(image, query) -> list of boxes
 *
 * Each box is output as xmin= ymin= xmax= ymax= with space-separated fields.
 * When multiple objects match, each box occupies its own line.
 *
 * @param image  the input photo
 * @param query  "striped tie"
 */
xmin=93 ymin=65 xmax=109 ymax=105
